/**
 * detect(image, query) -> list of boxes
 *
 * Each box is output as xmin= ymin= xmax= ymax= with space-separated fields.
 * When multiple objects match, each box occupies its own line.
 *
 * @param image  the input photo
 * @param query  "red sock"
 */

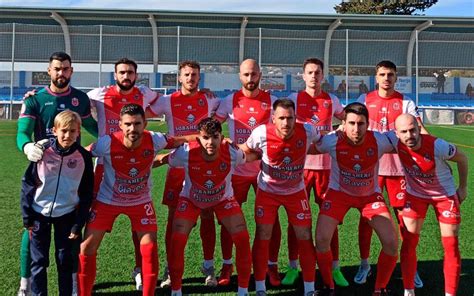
xmin=374 ymin=251 xmax=397 ymax=289
xmin=331 ymin=227 xmax=340 ymax=262
xmin=269 ymin=217 xmax=281 ymax=263
xmin=358 ymin=216 xmax=373 ymax=260
xmin=252 ymin=237 xmax=270 ymax=281
xmin=441 ymin=236 xmax=461 ymax=295
xmin=298 ymin=239 xmax=316 ymax=283
xmin=287 ymin=224 xmax=299 ymax=262
xmin=140 ymin=242 xmax=158 ymax=296
xmin=200 ymin=214 xmax=216 ymax=261
xmin=220 ymin=225 xmax=233 ymax=261
xmin=165 ymin=215 xmax=173 ymax=265
xmin=232 ymin=230 xmax=251 ymax=288
xmin=400 ymin=231 xmax=419 ymax=289
xmin=78 ymin=254 xmax=96 ymax=296
xmin=132 ymin=231 xmax=142 ymax=269
xmin=316 ymin=250 xmax=334 ymax=288
xmin=169 ymin=232 xmax=188 ymax=291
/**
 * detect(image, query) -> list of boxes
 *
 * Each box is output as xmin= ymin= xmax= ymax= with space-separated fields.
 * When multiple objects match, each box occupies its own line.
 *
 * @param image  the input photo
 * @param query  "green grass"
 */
xmin=0 ymin=121 xmax=473 ymax=295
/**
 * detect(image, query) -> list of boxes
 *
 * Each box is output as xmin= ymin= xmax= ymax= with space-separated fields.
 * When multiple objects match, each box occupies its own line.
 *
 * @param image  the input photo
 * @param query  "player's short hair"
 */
xmin=179 ymin=60 xmax=200 ymax=72
xmin=49 ymin=52 xmax=72 ymax=64
xmin=120 ymin=103 xmax=145 ymax=119
xmin=197 ymin=117 xmax=222 ymax=135
xmin=303 ymin=58 xmax=324 ymax=71
xmin=54 ymin=110 xmax=81 ymax=128
xmin=273 ymin=98 xmax=295 ymax=112
xmin=376 ymin=60 xmax=397 ymax=73
xmin=343 ymin=102 xmax=369 ymax=122
xmin=114 ymin=58 xmax=138 ymax=72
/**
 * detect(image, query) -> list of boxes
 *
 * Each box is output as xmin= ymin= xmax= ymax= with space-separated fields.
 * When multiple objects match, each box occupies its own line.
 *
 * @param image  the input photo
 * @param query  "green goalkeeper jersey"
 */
xmin=17 ymin=86 xmax=98 ymax=151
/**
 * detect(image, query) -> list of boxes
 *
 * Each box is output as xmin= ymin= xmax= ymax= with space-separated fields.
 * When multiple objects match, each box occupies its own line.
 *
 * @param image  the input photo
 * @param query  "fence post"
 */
xmin=9 ymin=23 xmax=16 ymax=120
xmin=99 ymin=24 xmax=103 ymax=87
xmin=345 ymin=29 xmax=349 ymax=105
xmin=176 ymin=26 xmax=180 ymax=90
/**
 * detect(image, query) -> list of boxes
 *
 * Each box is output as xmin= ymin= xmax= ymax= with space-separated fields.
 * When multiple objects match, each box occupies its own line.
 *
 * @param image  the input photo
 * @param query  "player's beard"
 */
xmin=52 ymin=76 xmax=70 ymax=89
xmin=405 ymin=136 xmax=419 ymax=148
xmin=117 ymin=79 xmax=136 ymax=91
xmin=244 ymin=81 xmax=259 ymax=92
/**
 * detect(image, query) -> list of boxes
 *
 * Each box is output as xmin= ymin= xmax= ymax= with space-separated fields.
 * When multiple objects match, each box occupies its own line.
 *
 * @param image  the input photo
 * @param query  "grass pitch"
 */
xmin=0 ymin=121 xmax=472 ymax=295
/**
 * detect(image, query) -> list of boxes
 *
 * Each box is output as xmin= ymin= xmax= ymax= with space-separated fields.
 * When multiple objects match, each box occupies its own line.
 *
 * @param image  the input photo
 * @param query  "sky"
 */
xmin=1 ymin=0 xmax=473 ymax=17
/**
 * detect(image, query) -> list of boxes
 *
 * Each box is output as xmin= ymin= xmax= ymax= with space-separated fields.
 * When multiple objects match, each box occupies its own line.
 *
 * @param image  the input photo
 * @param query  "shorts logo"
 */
xmin=67 ymin=159 xmax=77 ymax=169
xmin=33 ymin=220 xmax=40 ymax=232
xmin=442 ymin=210 xmax=459 ymax=219
xmin=178 ymin=201 xmax=188 ymax=212
xmin=396 ymin=192 xmax=405 ymax=200
xmin=371 ymin=202 xmax=383 ymax=209
xmin=322 ymin=201 xmax=331 ymax=211
xmin=404 ymin=201 xmax=411 ymax=211
xmin=71 ymin=97 xmax=79 ymax=107
xmin=296 ymin=213 xmax=305 ymax=220
xmin=166 ymin=191 xmax=174 ymax=200
xmin=129 ymin=167 xmax=139 ymax=178
xmin=376 ymin=195 xmax=384 ymax=201
xmin=224 ymin=202 xmax=237 ymax=210
xmin=88 ymin=210 xmax=97 ymax=223
xmin=256 ymin=206 xmax=264 ymax=218
xmin=141 ymin=218 xmax=157 ymax=225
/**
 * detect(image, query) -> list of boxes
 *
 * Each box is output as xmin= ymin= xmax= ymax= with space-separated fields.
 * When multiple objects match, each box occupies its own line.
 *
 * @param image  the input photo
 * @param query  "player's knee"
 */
xmin=294 ymin=226 xmax=312 ymax=241
xmin=255 ymin=225 xmax=272 ymax=240
xmin=80 ymin=240 xmax=98 ymax=256
xmin=382 ymin=236 xmax=398 ymax=256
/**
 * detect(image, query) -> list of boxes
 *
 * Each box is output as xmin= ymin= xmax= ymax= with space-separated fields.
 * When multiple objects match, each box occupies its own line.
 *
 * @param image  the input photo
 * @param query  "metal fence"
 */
xmin=1 ymin=23 xmax=473 ymax=123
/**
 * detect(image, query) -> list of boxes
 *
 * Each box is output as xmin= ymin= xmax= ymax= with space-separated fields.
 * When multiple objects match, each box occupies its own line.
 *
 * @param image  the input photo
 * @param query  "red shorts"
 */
xmin=87 ymin=200 xmax=157 ymax=232
xmin=379 ymin=176 xmax=406 ymax=208
xmin=232 ymin=175 xmax=257 ymax=204
xmin=174 ymin=196 xmax=243 ymax=222
xmin=255 ymin=189 xmax=312 ymax=227
xmin=320 ymin=189 xmax=390 ymax=223
xmin=402 ymin=193 xmax=461 ymax=225
xmin=162 ymin=167 xmax=185 ymax=208
xmin=304 ymin=169 xmax=329 ymax=205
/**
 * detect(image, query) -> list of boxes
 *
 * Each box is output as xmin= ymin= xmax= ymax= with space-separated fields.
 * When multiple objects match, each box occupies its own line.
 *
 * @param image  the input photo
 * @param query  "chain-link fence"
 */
xmin=1 ymin=23 xmax=473 ymax=123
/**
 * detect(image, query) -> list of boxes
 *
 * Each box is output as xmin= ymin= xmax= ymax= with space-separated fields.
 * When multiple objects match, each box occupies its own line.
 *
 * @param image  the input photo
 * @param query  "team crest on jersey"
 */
xmin=353 ymin=163 xmax=362 ymax=172
xmin=423 ymin=153 xmax=432 ymax=162
xmin=256 ymin=206 xmax=264 ymax=217
xmin=71 ymin=97 xmax=79 ymax=107
xmin=129 ymin=167 xmax=139 ymax=178
xmin=283 ymin=156 xmax=292 ymax=165
xmin=366 ymin=148 xmax=375 ymax=157
xmin=198 ymin=99 xmax=205 ymax=106
xmin=178 ymin=201 xmax=188 ymax=212
xmin=392 ymin=102 xmax=400 ymax=110
xmin=187 ymin=113 xmax=195 ymax=123
xmin=296 ymin=140 xmax=304 ymax=148
xmin=134 ymin=94 xmax=140 ymax=100
xmin=204 ymin=179 xmax=215 ymax=189
xmin=248 ymin=116 xmax=257 ymax=127
xmin=67 ymin=159 xmax=77 ymax=169
xmin=396 ymin=192 xmax=405 ymax=200
xmin=311 ymin=115 xmax=320 ymax=124
xmin=261 ymin=102 xmax=268 ymax=110
xmin=323 ymin=101 xmax=330 ymax=109
xmin=322 ymin=200 xmax=331 ymax=211
xmin=219 ymin=162 xmax=228 ymax=172
xmin=142 ymin=149 xmax=152 ymax=158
